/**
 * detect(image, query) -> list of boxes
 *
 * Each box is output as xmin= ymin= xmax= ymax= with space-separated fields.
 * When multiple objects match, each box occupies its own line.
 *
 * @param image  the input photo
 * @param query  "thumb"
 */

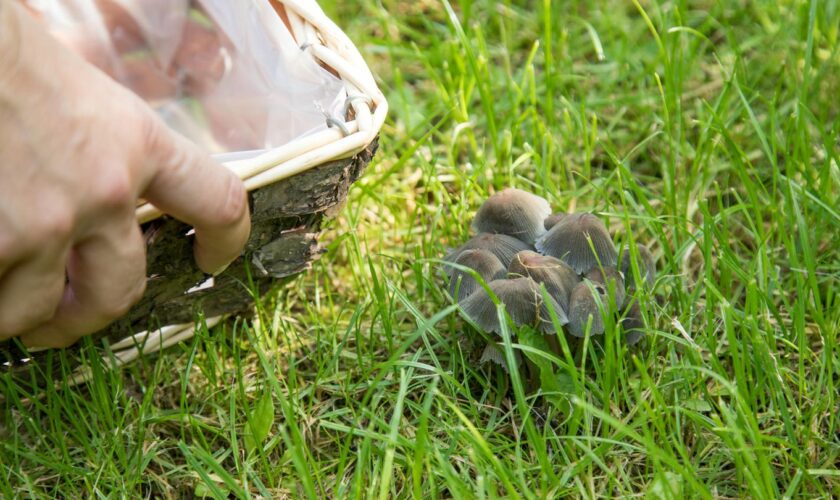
xmin=139 ymin=114 xmax=250 ymax=274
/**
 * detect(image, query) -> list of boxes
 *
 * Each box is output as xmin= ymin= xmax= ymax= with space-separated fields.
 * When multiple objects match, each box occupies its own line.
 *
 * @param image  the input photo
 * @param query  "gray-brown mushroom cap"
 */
xmin=584 ymin=266 xmax=626 ymax=309
xmin=479 ymin=343 xmax=518 ymax=373
xmin=544 ymin=213 xmax=567 ymax=231
xmin=446 ymin=249 xmax=507 ymax=302
xmin=508 ymin=250 xmax=579 ymax=310
xmin=447 ymin=233 xmax=533 ymax=269
xmin=459 ymin=277 xmax=569 ymax=336
xmin=567 ymin=280 xmax=609 ymax=337
xmin=620 ymin=244 xmax=656 ymax=289
xmin=535 ymin=213 xmax=617 ymax=274
xmin=472 ymin=188 xmax=552 ymax=245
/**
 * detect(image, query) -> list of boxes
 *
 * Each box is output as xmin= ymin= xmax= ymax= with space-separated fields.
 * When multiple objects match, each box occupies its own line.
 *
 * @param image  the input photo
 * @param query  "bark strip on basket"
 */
xmin=0 ymin=139 xmax=378 ymax=380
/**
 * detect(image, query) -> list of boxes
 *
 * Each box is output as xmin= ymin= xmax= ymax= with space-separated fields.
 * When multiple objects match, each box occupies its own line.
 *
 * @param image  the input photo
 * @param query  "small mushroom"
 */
xmin=543 ymin=213 xmax=567 ymax=231
xmin=567 ymin=280 xmax=609 ymax=337
xmin=472 ymin=188 xmax=552 ymax=244
xmin=446 ymin=249 xmax=506 ymax=302
xmin=479 ymin=343 xmax=517 ymax=373
xmin=620 ymin=244 xmax=656 ymax=289
xmin=584 ymin=266 xmax=626 ymax=309
xmin=508 ymin=250 xmax=579 ymax=310
xmin=460 ymin=277 xmax=569 ymax=335
xmin=535 ymin=213 xmax=617 ymax=274
xmin=621 ymin=300 xmax=645 ymax=345
xmin=447 ymin=233 xmax=533 ymax=269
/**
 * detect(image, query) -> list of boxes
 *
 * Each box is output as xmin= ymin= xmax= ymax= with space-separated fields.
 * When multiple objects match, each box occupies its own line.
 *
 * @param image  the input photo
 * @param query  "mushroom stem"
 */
xmin=524 ymin=356 xmax=540 ymax=393
xmin=545 ymin=333 xmax=564 ymax=358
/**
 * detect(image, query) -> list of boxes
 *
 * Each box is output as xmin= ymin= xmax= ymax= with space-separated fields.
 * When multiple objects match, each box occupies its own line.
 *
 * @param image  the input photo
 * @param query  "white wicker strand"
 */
xmin=291 ymin=14 xmax=380 ymax=135
xmin=244 ymin=126 xmax=369 ymax=190
xmin=284 ymin=4 xmax=309 ymax=44
xmin=225 ymin=120 xmax=360 ymax=177
xmin=108 ymin=322 xmax=192 ymax=351
xmin=135 ymin=119 xmax=362 ymax=223
xmin=67 ymin=317 xmax=222 ymax=386
xmin=283 ymin=0 xmax=379 ymax=93
xmin=308 ymin=43 xmax=383 ymax=111
xmin=343 ymin=86 xmax=374 ymax=133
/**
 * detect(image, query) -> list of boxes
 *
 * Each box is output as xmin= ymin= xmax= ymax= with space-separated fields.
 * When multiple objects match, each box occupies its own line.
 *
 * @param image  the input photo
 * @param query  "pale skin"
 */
xmin=0 ymin=2 xmax=251 ymax=347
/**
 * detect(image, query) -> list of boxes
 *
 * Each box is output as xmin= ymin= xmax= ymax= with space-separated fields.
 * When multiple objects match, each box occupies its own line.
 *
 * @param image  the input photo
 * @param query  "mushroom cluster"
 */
xmin=443 ymin=188 xmax=656 ymax=366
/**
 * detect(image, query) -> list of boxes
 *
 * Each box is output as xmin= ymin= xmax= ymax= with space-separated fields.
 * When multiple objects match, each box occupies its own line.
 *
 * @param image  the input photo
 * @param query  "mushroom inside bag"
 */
xmin=22 ymin=0 xmax=346 ymax=156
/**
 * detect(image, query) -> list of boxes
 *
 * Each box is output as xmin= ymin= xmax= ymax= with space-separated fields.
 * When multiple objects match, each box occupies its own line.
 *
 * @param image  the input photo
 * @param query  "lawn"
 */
xmin=2 ymin=0 xmax=839 ymax=497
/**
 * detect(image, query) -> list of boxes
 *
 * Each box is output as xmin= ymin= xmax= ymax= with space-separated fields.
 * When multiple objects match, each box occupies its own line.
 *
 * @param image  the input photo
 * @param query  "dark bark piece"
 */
xmin=0 ymin=139 xmax=377 ymax=378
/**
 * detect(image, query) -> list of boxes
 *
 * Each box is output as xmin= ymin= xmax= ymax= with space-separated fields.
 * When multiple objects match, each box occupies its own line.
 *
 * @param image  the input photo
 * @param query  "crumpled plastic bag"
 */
xmin=22 ymin=0 xmax=346 ymax=156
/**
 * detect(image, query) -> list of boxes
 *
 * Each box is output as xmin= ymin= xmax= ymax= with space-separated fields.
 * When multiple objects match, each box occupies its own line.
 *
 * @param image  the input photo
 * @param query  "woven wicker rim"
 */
xmin=55 ymin=0 xmax=387 ymax=381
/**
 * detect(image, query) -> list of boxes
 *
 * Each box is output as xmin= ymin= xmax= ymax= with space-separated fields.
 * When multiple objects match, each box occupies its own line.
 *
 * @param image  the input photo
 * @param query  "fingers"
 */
xmin=0 ymin=233 xmax=15 ymax=282
xmin=20 ymin=219 xmax=147 ymax=348
xmin=0 ymin=248 xmax=68 ymax=340
xmin=139 ymin=117 xmax=250 ymax=274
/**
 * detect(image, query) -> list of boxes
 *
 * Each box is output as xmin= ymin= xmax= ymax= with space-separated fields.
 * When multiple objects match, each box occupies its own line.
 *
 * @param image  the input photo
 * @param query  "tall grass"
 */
xmin=2 ymin=0 xmax=838 ymax=497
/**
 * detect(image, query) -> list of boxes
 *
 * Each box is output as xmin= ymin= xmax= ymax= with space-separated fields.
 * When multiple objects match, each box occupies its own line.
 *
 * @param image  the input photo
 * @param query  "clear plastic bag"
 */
xmin=22 ymin=0 xmax=346 ymax=155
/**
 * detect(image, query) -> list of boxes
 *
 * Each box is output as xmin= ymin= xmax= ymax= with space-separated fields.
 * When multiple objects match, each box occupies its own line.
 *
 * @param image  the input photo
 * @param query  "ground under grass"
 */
xmin=2 ymin=0 xmax=839 ymax=497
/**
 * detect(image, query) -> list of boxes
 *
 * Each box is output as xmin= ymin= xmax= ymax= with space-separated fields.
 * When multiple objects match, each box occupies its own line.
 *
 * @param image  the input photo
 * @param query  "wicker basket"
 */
xmin=0 ymin=0 xmax=386 ymax=382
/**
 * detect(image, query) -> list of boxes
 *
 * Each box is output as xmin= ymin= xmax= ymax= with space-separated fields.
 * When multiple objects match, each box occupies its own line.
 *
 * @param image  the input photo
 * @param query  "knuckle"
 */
xmin=0 ymin=317 xmax=26 ymax=337
xmin=140 ymin=109 xmax=163 ymax=152
xmin=99 ymin=280 xmax=146 ymax=320
xmin=98 ymin=299 xmax=130 ymax=322
xmin=93 ymin=169 xmax=134 ymax=210
xmin=141 ymin=115 xmax=185 ymax=175
xmin=96 ymin=301 xmax=129 ymax=322
xmin=0 ymin=308 xmax=51 ymax=337
xmin=161 ymin=143 xmax=195 ymax=185
xmin=29 ymin=205 xmax=75 ymax=243
xmin=216 ymin=174 xmax=249 ymax=227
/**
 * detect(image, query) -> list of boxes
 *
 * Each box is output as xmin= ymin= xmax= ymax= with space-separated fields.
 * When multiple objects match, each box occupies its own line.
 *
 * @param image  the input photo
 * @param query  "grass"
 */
xmin=2 ymin=0 xmax=839 ymax=497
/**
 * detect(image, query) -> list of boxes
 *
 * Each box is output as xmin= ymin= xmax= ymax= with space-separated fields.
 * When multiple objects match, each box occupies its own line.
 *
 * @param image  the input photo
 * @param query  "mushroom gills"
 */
xmin=479 ymin=343 xmax=516 ymax=373
xmin=567 ymin=280 xmax=609 ymax=337
xmin=508 ymin=250 xmax=579 ymax=310
xmin=584 ymin=266 xmax=626 ymax=309
xmin=447 ymin=232 xmax=533 ymax=269
xmin=535 ymin=213 xmax=617 ymax=274
xmin=460 ymin=278 xmax=569 ymax=335
xmin=446 ymin=249 xmax=506 ymax=302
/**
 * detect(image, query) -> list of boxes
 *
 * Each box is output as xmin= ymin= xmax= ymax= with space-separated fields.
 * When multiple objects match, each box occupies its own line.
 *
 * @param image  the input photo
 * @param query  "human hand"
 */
xmin=0 ymin=2 xmax=250 ymax=347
